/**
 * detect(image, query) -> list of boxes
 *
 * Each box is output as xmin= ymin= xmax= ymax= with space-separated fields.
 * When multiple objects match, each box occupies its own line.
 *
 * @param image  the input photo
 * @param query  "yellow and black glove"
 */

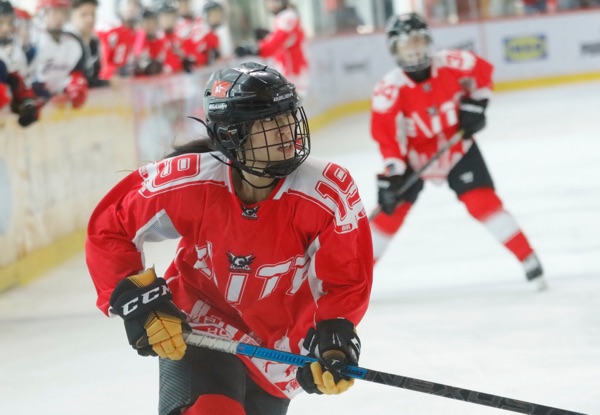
xmin=109 ymin=269 xmax=189 ymax=360
xmin=296 ymin=318 xmax=360 ymax=395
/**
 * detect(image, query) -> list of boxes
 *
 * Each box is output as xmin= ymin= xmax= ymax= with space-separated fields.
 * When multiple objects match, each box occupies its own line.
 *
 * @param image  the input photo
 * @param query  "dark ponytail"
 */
xmin=164 ymin=117 xmax=216 ymax=158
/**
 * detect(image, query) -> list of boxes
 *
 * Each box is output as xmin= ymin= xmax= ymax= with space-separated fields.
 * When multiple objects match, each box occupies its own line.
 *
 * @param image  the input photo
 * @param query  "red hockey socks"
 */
xmin=459 ymin=188 xmax=534 ymax=261
xmin=182 ymin=394 xmax=245 ymax=415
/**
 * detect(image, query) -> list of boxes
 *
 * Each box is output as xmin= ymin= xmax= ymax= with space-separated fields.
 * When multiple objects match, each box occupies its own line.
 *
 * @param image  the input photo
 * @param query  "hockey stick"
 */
xmin=369 ymin=129 xmax=465 ymax=220
xmin=184 ymin=330 xmax=586 ymax=415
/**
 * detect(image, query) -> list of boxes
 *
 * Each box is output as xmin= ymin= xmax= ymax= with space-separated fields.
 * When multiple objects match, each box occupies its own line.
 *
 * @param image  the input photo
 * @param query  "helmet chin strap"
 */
xmin=239 ymin=171 xmax=279 ymax=190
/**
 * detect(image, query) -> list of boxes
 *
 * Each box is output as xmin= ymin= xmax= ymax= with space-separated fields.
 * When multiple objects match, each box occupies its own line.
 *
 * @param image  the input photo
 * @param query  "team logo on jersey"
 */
xmin=241 ymin=205 xmax=259 ymax=220
xmin=427 ymin=106 xmax=437 ymax=116
xmin=227 ymin=252 xmax=256 ymax=271
xmin=212 ymin=80 xmax=231 ymax=98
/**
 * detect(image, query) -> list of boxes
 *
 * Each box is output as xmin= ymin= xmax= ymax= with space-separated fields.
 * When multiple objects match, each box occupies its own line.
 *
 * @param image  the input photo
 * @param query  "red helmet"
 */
xmin=14 ymin=7 xmax=32 ymax=20
xmin=36 ymin=0 xmax=71 ymax=11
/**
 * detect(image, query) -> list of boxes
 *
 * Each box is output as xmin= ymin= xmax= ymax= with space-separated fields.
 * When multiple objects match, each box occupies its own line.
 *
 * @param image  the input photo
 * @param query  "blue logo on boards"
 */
xmin=504 ymin=35 xmax=547 ymax=62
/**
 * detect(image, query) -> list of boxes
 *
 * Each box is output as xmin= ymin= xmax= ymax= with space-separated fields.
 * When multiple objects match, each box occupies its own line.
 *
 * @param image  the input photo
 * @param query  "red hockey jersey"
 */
xmin=259 ymin=8 xmax=308 ymax=93
xmin=86 ymin=154 xmax=373 ymax=399
xmin=176 ymin=17 xmax=219 ymax=67
xmin=371 ymin=50 xmax=493 ymax=179
xmin=97 ymin=25 xmax=137 ymax=79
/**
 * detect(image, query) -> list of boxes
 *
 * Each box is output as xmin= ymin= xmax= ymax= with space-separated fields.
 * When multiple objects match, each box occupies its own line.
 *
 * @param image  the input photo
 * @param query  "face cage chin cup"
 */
xmin=231 ymin=107 xmax=311 ymax=179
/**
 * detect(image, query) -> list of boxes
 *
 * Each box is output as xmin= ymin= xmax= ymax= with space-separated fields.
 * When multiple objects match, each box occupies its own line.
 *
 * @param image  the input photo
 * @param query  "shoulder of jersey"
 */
xmin=138 ymin=152 xmax=229 ymax=196
xmin=276 ymin=157 xmax=353 ymax=215
xmin=371 ymin=67 xmax=411 ymax=113
xmin=432 ymin=49 xmax=477 ymax=72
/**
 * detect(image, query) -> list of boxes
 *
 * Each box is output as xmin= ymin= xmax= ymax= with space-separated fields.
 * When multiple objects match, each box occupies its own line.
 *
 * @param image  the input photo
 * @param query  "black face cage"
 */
xmin=224 ymin=106 xmax=310 ymax=179
xmin=388 ymin=29 xmax=432 ymax=73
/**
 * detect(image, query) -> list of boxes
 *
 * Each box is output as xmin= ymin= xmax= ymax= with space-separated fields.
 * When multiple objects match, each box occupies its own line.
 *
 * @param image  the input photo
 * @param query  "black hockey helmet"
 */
xmin=0 ymin=0 xmax=15 ymax=16
xmin=204 ymin=62 xmax=310 ymax=178
xmin=386 ymin=12 xmax=433 ymax=73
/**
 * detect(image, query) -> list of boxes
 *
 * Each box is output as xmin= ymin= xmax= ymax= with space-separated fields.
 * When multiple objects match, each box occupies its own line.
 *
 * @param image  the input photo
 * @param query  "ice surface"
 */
xmin=1 ymin=81 xmax=599 ymax=415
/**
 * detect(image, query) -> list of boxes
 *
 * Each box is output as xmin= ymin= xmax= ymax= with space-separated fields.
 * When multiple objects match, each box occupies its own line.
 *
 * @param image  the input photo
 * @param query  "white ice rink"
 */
xmin=1 ymin=81 xmax=599 ymax=415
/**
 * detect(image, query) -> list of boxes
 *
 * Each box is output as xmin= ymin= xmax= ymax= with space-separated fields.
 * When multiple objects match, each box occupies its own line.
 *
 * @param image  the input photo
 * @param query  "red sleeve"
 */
xmin=309 ymin=164 xmax=373 ymax=326
xmin=313 ymin=216 xmax=373 ymax=326
xmin=97 ymin=29 xmax=117 ymax=79
xmin=370 ymin=78 xmax=407 ymax=168
xmin=258 ymin=11 xmax=297 ymax=57
xmin=85 ymin=155 xmax=201 ymax=315
xmin=258 ymin=29 xmax=291 ymax=57
xmin=438 ymin=50 xmax=494 ymax=98
xmin=86 ymin=172 xmax=147 ymax=315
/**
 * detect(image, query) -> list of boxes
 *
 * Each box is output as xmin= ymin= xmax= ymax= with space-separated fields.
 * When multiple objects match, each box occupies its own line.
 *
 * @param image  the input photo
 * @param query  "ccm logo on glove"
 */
xmin=119 ymin=284 xmax=170 ymax=316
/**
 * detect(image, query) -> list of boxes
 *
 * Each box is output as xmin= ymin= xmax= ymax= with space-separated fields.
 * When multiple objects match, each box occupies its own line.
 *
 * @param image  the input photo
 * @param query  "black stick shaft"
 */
xmin=184 ymin=331 xmax=587 ymax=415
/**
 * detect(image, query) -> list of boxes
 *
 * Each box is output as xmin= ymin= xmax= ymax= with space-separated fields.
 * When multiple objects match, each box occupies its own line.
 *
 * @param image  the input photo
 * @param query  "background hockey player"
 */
xmin=67 ymin=0 xmax=109 ymax=87
xmin=234 ymin=0 xmax=309 ymax=96
xmin=29 ymin=0 xmax=88 ymax=109
xmin=97 ymin=0 xmax=141 ymax=79
xmin=0 ymin=0 xmax=39 ymax=126
xmin=176 ymin=0 xmax=223 ymax=70
xmin=369 ymin=13 xmax=546 ymax=289
xmin=86 ymin=62 xmax=373 ymax=414
xmin=132 ymin=8 xmax=168 ymax=76
xmin=156 ymin=1 xmax=184 ymax=73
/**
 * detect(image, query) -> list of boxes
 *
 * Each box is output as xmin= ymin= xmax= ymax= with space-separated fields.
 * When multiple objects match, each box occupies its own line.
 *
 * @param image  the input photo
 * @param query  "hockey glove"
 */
xmin=458 ymin=97 xmax=488 ymax=138
xmin=65 ymin=72 xmax=88 ymax=109
xmin=378 ymin=173 xmax=411 ymax=215
xmin=234 ymin=45 xmax=259 ymax=58
xmin=254 ymin=28 xmax=270 ymax=41
xmin=296 ymin=319 xmax=360 ymax=395
xmin=16 ymin=98 xmax=40 ymax=127
xmin=109 ymin=268 xmax=189 ymax=360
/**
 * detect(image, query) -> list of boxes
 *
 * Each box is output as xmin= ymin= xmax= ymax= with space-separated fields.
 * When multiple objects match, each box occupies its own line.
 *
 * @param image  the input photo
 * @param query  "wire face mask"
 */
xmin=236 ymin=107 xmax=310 ymax=178
xmin=389 ymin=30 xmax=433 ymax=73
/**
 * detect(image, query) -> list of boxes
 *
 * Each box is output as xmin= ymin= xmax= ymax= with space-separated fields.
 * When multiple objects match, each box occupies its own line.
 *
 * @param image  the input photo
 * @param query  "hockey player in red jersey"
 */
xmin=29 ymin=0 xmax=88 ymax=108
xmin=234 ymin=0 xmax=309 ymax=96
xmin=176 ymin=0 xmax=222 ymax=70
xmin=86 ymin=62 xmax=373 ymax=414
xmin=156 ymin=1 xmax=184 ymax=73
xmin=96 ymin=0 xmax=141 ymax=79
xmin=370 ymin=13 xmax=546 ymax=289
xmin=0 ymin=0 xmax=39 ymax=126
xmin=132 ymin=8 xmax=169 ymax=76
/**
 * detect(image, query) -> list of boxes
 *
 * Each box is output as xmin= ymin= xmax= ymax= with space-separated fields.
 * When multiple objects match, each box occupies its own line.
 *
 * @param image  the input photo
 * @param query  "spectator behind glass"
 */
xmin=132 ymin=8 xmax=165 ymax=76
xmin=175 ymin=1 xmax=222 ymax=70
xmin=330 ymin=0 xmax=364 ymax=33
xmin=157 ymin=1 xmax=183 ymax=73
xmin=68 ymin=0 xmax=108 ymax=87
xmin=29 ymin=0 xmax=88 ymax=109
xmin=96 ymin=0 xmax=141 ymax=79
xmin=13 ymin=7 xmax=34 ymax=62
xmin=0 ymin=0 xmax=40 ymax=127
xmin=234 ymin=0 xmax=309 ymax=96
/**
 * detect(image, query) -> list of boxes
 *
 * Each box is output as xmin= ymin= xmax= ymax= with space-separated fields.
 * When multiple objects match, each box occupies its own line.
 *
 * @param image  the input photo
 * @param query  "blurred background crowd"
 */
xmin=1 ymin=0 xmax=599 ymax=129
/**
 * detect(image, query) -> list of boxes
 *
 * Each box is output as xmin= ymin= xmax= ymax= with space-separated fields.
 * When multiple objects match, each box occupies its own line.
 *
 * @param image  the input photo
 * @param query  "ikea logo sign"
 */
xmin=504 ymin=35 xmax=547 ymax=62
